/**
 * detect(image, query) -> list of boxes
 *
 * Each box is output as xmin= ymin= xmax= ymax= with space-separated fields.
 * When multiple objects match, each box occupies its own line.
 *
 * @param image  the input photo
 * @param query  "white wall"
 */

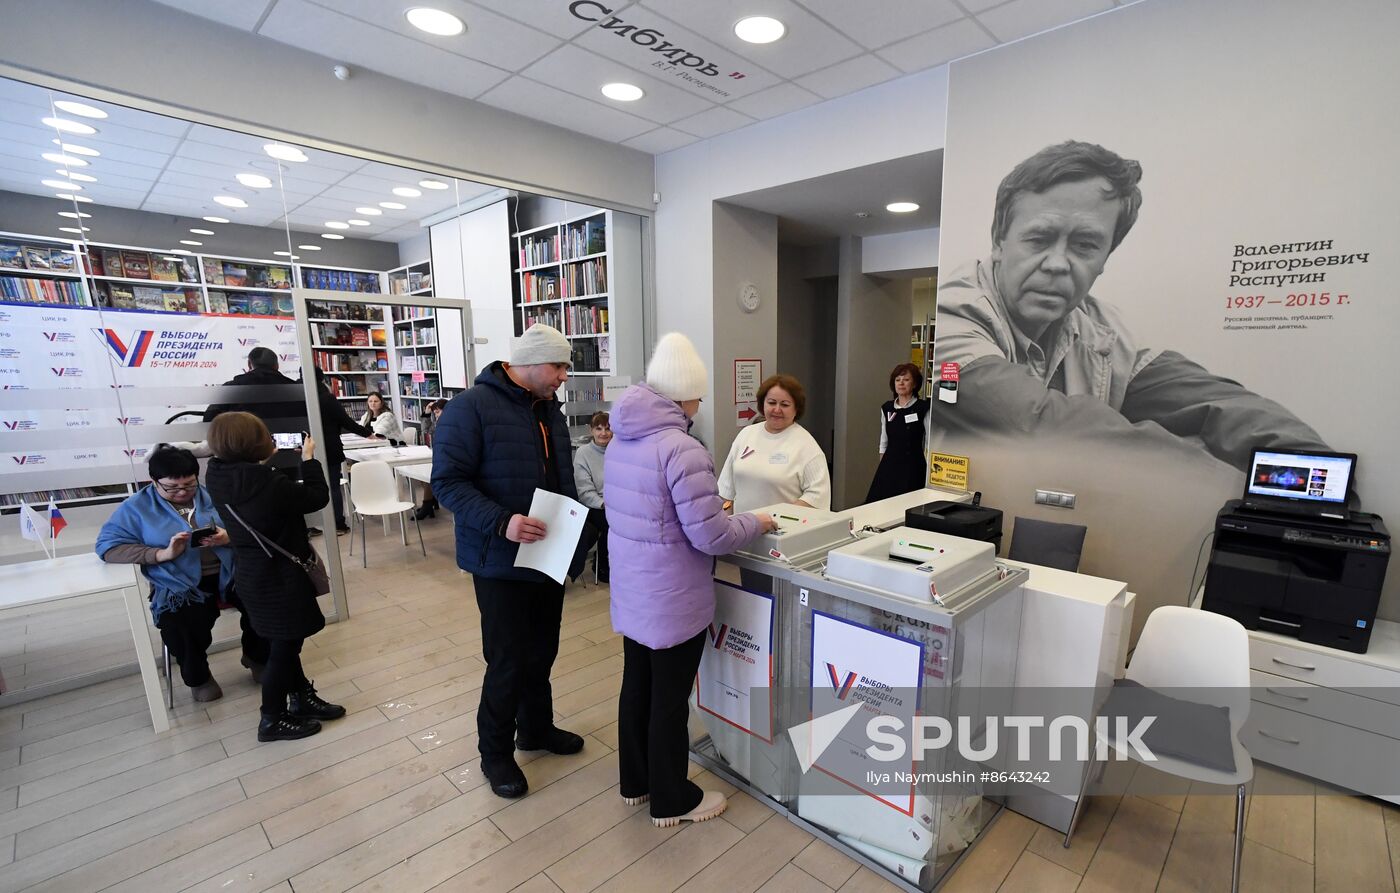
xmin=862 ymin=228 xmax=940 ymax=276
xmin=430 ymin=200 xmax=514 ymax=377
xmin=0 ymin=0 xmax=654 ymax=213
xmin=709 ymin=203 xmax=778 ymax=461
xmin=654 ymin=67 xmax=950 ymax=448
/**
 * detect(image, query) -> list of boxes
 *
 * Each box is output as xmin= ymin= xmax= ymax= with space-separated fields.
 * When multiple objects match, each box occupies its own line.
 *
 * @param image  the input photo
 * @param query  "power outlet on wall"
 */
xmin=1035 ymin=489 xmax=1076 ymax=508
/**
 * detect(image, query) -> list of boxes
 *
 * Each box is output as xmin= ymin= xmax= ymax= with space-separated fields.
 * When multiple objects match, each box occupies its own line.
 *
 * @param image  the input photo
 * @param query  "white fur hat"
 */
xmin=646 ymin=332 xmax=707 ymax=402
xmin=510 ymin=323 xmax=571 ymax=366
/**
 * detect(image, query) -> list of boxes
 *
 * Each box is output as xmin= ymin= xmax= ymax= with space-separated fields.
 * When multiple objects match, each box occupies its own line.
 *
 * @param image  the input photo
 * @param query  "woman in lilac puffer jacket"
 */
xmin=605 ymin=332 xmax=775 ymax=828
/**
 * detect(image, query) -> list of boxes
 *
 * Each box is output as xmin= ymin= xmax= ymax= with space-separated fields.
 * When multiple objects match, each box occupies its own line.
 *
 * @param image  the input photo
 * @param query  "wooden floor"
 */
xmin=1 ymin=516 xmax=1398 ymax=892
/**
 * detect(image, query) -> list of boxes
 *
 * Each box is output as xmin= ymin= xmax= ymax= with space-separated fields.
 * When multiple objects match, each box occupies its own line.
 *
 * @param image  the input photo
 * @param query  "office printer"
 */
xmin=905 ymin=500 xmax=1004 ymax=553
xmin=1202 ymin=499 xmax=1390 ymax=653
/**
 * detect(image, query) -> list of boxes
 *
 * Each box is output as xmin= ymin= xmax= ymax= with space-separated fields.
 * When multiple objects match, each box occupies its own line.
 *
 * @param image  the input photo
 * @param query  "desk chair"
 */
xmin=1008 ymin=516 xmax=1088 ymax=571
xmin=1065 ymin=605 xmax=1253 ymax=892
xmin=348 ymin=460 xmax=425 ymax=567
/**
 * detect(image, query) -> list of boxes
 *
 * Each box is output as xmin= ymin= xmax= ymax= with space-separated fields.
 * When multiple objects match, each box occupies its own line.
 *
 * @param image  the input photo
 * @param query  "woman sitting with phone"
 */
xmin=96 ymin=446 xmax=269 ymax=702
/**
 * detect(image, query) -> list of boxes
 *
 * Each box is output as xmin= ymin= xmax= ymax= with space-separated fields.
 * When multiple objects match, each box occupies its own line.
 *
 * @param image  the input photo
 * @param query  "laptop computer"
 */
xmin=1238 ymin=448 xmax=1357 ymax=520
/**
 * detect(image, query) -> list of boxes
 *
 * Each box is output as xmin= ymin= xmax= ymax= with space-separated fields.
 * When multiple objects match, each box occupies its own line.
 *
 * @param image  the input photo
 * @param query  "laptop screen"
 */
xmin=1245 ymin=449 xmax=1356 ymax=506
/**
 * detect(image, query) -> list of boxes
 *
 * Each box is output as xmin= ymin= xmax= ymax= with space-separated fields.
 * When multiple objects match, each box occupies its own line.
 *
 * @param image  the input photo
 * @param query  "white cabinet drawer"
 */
xmin=1251 ymin=669 xmax=1400 ymax=739
xmin=1250 ymin=639 xmax=1400 ymax=706
xmin=1244 ymin=700 xmax=1400 ymax=797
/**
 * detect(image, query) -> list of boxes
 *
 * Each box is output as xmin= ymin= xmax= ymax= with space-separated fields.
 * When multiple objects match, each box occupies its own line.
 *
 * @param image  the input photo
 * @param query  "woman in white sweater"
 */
xmin=359 ymin=392 xmax=404 ymax=444
xmin=718 ymin=374 xmax=831 ymax=514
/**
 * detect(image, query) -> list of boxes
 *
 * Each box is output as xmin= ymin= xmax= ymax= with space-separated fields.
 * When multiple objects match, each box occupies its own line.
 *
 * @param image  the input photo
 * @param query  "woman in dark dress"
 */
xmin=204 ymin=411 xmax=346 ymax=742
xmin=865 ymin=362 xmax=932 ymax=503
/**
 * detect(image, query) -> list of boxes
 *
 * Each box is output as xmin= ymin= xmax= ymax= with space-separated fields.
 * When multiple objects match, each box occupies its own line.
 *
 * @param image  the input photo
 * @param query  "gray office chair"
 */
xmin=1008 ymin=517 xmax=1087 ymax=572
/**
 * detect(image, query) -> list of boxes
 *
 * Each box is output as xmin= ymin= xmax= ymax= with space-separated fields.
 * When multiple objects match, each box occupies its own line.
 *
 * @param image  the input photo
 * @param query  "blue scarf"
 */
xmin=95 ymin=484 xmax=234 ymax=623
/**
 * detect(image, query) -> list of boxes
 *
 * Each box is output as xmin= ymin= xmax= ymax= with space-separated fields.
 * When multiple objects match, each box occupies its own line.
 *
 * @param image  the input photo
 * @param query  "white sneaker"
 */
xmin=652 ymin=790 xmax=727 ymax=828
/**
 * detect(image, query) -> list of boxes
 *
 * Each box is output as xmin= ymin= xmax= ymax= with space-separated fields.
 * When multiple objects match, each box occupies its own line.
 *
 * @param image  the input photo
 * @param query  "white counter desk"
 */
xmin=0 ymin=553 xmax=168 ymax=732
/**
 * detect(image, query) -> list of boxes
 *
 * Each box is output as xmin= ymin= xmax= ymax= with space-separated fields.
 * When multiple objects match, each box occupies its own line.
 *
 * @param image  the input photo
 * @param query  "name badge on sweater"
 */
xmin=905 ymin=413 xmax=919 ymax=423
xmin=769 ymin=452 xmax=789 ymax=464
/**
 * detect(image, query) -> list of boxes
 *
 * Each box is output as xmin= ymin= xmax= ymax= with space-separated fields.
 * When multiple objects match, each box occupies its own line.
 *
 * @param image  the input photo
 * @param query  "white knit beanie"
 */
xmin=646 ymin=332 xmax=707 ymax=401
xmin=511 ymin=323 xmax=571 ymax=366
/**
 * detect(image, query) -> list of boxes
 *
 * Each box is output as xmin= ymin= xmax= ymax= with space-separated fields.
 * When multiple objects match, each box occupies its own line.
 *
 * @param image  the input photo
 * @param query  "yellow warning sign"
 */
xmin=928 ymin=452 xmax=969 ymax=490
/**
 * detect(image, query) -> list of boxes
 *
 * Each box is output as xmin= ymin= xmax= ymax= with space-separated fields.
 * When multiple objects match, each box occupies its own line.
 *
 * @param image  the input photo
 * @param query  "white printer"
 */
xmin=824 ymin=526 xmax=997 ymax=604
xmin=733 ymin=503 xmax=853 ymax=567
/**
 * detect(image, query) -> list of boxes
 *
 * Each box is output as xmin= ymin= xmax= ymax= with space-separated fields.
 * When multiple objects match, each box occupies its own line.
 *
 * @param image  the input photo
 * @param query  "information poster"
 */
xmin=697 ymin=580 xmax=774 ymax=742
xmin=733 ymin=358 xmax=761 ymax=428
xmin=810 ymin=610 xmax=923 ymax=814
xmin=928 ymin=452 xmax=969 ymax=490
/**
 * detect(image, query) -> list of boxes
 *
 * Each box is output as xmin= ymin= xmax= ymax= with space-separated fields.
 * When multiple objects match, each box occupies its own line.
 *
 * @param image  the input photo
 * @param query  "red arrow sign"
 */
xmin=738 ymin=406 xmax=758 ymax=420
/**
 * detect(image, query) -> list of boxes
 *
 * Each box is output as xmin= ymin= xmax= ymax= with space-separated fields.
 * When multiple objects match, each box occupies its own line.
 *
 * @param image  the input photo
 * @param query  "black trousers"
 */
xmin=328 ymin=461 xmax=347 ymax=529
xmin=261 ymin=637 xmax=309 ymax=716
xmin=224 ymin=588 xmax=270 ymax=666
xmin=587 ymin=508 xmax=609 ymax=578
xmin=157 ymin=575 xmax=222 ymax=687
xmin=473 ymin=575 xmax=565 ymax=763
xmin=618 ymin=630 xmax=706 ymax=819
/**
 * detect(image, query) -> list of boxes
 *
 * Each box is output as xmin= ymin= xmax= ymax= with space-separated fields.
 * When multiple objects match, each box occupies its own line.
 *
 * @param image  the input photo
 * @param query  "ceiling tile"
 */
xmin=878 ymin=17 xmax=995 ymax=73
xmin=671 ymin=105 xmax=755 ymax=139
xmin=794 ymin=0 xmax=963 ymax=50
xmin=476 ymin=76 xmax=657 ymax=143
xmin=257 ymin=0 xmax=510 ymax=101
xmin=961 ymin=0 xmax=1011 ymax=12
xmin=622 ymin=127 xmax=699 ymax=154
xmin=725 ymin=82 xmax=822 ymax=119
xmin=520 ymin=44 xmax=715 ymax=126
xmin=795 ymin=53 xmax=902 ymax=99
xmin=975 ymin=0 xmax=1115 ymax=44
xmin=640 ymin=0 xmax=864 ymax=78
xmin=572 ymin=3 xmax=784 ymax=101
xmin=148 ymin=0 xmax=271 ymax=31
xmin=467 ymin=0 xmax=603 ymax=39
xmin=305 ymin=0 xmax=562 ymax=73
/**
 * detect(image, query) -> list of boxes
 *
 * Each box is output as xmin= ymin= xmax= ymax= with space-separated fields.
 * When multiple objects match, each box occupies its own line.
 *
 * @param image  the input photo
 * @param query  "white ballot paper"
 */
xmin=513 ymin=488 xmax=588 ymax=583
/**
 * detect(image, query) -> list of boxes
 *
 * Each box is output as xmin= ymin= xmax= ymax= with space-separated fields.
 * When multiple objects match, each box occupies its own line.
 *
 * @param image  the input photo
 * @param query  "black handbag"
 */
xmin=222 ymin=504 xmax=331 ymax=596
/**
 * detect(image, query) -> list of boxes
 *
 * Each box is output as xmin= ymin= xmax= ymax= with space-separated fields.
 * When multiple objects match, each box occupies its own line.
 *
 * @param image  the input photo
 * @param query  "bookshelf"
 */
xmin=307 ymin=297 xmax=391 ymax=420
xmin=512 ymin=208 xmax=642 ymax=438
xmin=0 ymin=232 xmax=87 ymax=306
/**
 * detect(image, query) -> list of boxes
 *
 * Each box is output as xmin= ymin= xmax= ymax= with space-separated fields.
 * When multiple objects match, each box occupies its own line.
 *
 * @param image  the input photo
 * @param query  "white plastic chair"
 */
xmin=402 ymin=425 xmax=418 ymax=446
xmin=1064 ymin=605 xmax=1254 ymax=892
xmin=347 ymin=460 xmax=425 ymax=567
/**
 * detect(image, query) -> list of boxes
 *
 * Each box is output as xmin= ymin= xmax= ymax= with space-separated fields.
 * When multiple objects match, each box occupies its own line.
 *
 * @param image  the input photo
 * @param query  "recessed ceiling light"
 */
xmin=55 ymin=141 xmax=99 ymax=157
xmin=885 ymin=201 xmax=919 ymax=213
xmin=180 ymin=240 xmax=203 ymax=246
xmin=42 ymin=179 xmax=82 ymax=190
xmin=355 ymin=207 xmax=383 ymax=216
xmin=41 ymin=152 xmax=87 ymax=167
xmin=418 ymin=179 xmax=450 ymax=190
xmin=55 ymin=193 xmax=92 ymax=203
xmin=202 ymin=216 xmax=229 ymax=224
xmin=213 ymin=195 xmax=248 ymax=208
xmin=321 ymin=233 xmax=346 ymax=240
xmin=734 ymin=16 xmax=786 ymax=44
xmin=297 ymin=244 xmax=322 ymax=250
xmin=58 ymin=210 xmax=91 ymax=219
xmin=601 ymin=82 xmax=644 ymax=102
xmin=273 ymin=251 xmax=300 ymax=259
xmin=347 ymin=219 xmax=370 ymax=226
xmin=325 ymin=221 xmax=350 ymax=229
xmin=392 ymin=186 xmax=421 ymax=197
xmin=262 ymin=143 xmax=308 ymax=163
xmin=378 ymin=201 xmax=406 ymax=210
xmin=41 ymin=116 xmax=97 ymax=135
xmin=236 ymin=173 xmax=273 ymax=189
xmin=60 ymin=170 xmax=96 ymax=182
xmin=52 ymin=100 xmax=108 ymax=119
xmin=405 ymin=7 xmax=465 ymax=36
xmin=189 ymin=228 xmax=215 ymax=235
xmin=59 ymin=226 xmax=90 ymax=234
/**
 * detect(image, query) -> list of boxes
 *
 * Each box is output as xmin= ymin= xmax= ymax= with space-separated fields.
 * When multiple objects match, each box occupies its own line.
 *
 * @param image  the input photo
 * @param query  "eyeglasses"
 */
xmin=155 ymin=480 xmax=199 ymax=494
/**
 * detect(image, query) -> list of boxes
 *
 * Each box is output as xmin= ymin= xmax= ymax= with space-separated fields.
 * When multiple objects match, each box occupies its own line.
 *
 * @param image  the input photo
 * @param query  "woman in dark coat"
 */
xmin=865 ymin=362 xmax=932 ymax=503
xmin=204 ymin=411 xmax=346 ymax=742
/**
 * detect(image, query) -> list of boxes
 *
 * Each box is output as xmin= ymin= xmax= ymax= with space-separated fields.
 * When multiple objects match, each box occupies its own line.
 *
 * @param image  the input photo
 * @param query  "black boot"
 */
xmin=413 ymin=498 xmax=437 ymax=521
xmin=258 ymin=712 xmax=321 ymax=742
xmin=288 ymin=683 xmax=346 ymax=721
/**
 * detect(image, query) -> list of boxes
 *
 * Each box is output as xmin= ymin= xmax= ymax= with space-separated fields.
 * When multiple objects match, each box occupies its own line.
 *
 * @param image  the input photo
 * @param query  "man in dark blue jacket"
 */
xmin=431 ymin=324 xmax=587 ymax=799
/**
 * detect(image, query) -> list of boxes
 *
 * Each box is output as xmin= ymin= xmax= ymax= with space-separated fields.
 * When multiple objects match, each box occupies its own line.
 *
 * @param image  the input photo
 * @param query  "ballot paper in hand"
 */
xmin=513 ymin=488 xmax=588 ymax=583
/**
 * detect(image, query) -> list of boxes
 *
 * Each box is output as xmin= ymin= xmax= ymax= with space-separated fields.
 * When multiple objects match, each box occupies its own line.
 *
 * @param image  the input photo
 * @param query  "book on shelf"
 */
xmin=0 ymin=276 xmax=85 ymax=304
xmin=518 ymin=232 xmax=560 ymax=267
xmin=400 ymin=355 xmax=418 ymax=373
xmin=370 ymin=327 xmax=386 ymax=347
xmin=100 ymin=249 xmax=124 ymax=278
xmin=132 ymin=286 xmax=165 ymax=311
xmin=49 ymin=249 xmax=77 ymax=273
xmin=150 ymin=256 xmax=179 ymax=282
xmin=162 ymin=293 xmax=186 ymax=312
xmin=248 ymin=295 xmax=273 ymax=316
xmin=178 ymin=258 xmax=200 ymax=283
xmin=202 ymin=257 xmax=225 ymax=285
xmin=105 ymin=282 xmax=134 ymax=308
xmin=268 ymin=266 xmax=292 ymax=289
xmin=121 ymin=251 xmax=151 ymax=280
xmin=223 ymin=263 xmax=249 ymax=287
xmin=24 ymin=246 xmax=52 ymax=270
xmin=0 ymin=244 xmax=24 ymax=269
xmin=249 ymin=266 xmax=270 ymax=289
xmin=208 ymin=291 xmax=230 ymax=314
xmin=561 ymin=257 xmax=607 ymax=297
xmin=275 ymin=295 xmax=294 ymax=316
xmin=563 ymin=218 xmax=607 ymax=259
xmin=226 ymin=295 xmax=250 ymax=315
xmin=349 ymin=327 xmax=370 ymax=347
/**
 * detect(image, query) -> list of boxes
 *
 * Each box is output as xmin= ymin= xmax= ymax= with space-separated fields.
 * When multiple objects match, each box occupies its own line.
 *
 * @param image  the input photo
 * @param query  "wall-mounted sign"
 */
xmin=929 ymin=452 xmax=969 ymax=490
xmin=735 ymin=357 xmax=761 ymax=428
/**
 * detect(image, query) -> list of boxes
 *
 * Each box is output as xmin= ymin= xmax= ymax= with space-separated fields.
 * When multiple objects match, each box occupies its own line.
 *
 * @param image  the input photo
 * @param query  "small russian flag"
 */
xmin=47 ymin=500 xmax=67 ymax=538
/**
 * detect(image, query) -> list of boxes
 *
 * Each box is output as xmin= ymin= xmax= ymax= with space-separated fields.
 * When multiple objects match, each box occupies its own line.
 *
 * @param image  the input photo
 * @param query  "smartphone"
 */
xmin=190 ymin=525 xmax=217 ymax=544
xmin=273 ymin=432 xmax=304 ymax=450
